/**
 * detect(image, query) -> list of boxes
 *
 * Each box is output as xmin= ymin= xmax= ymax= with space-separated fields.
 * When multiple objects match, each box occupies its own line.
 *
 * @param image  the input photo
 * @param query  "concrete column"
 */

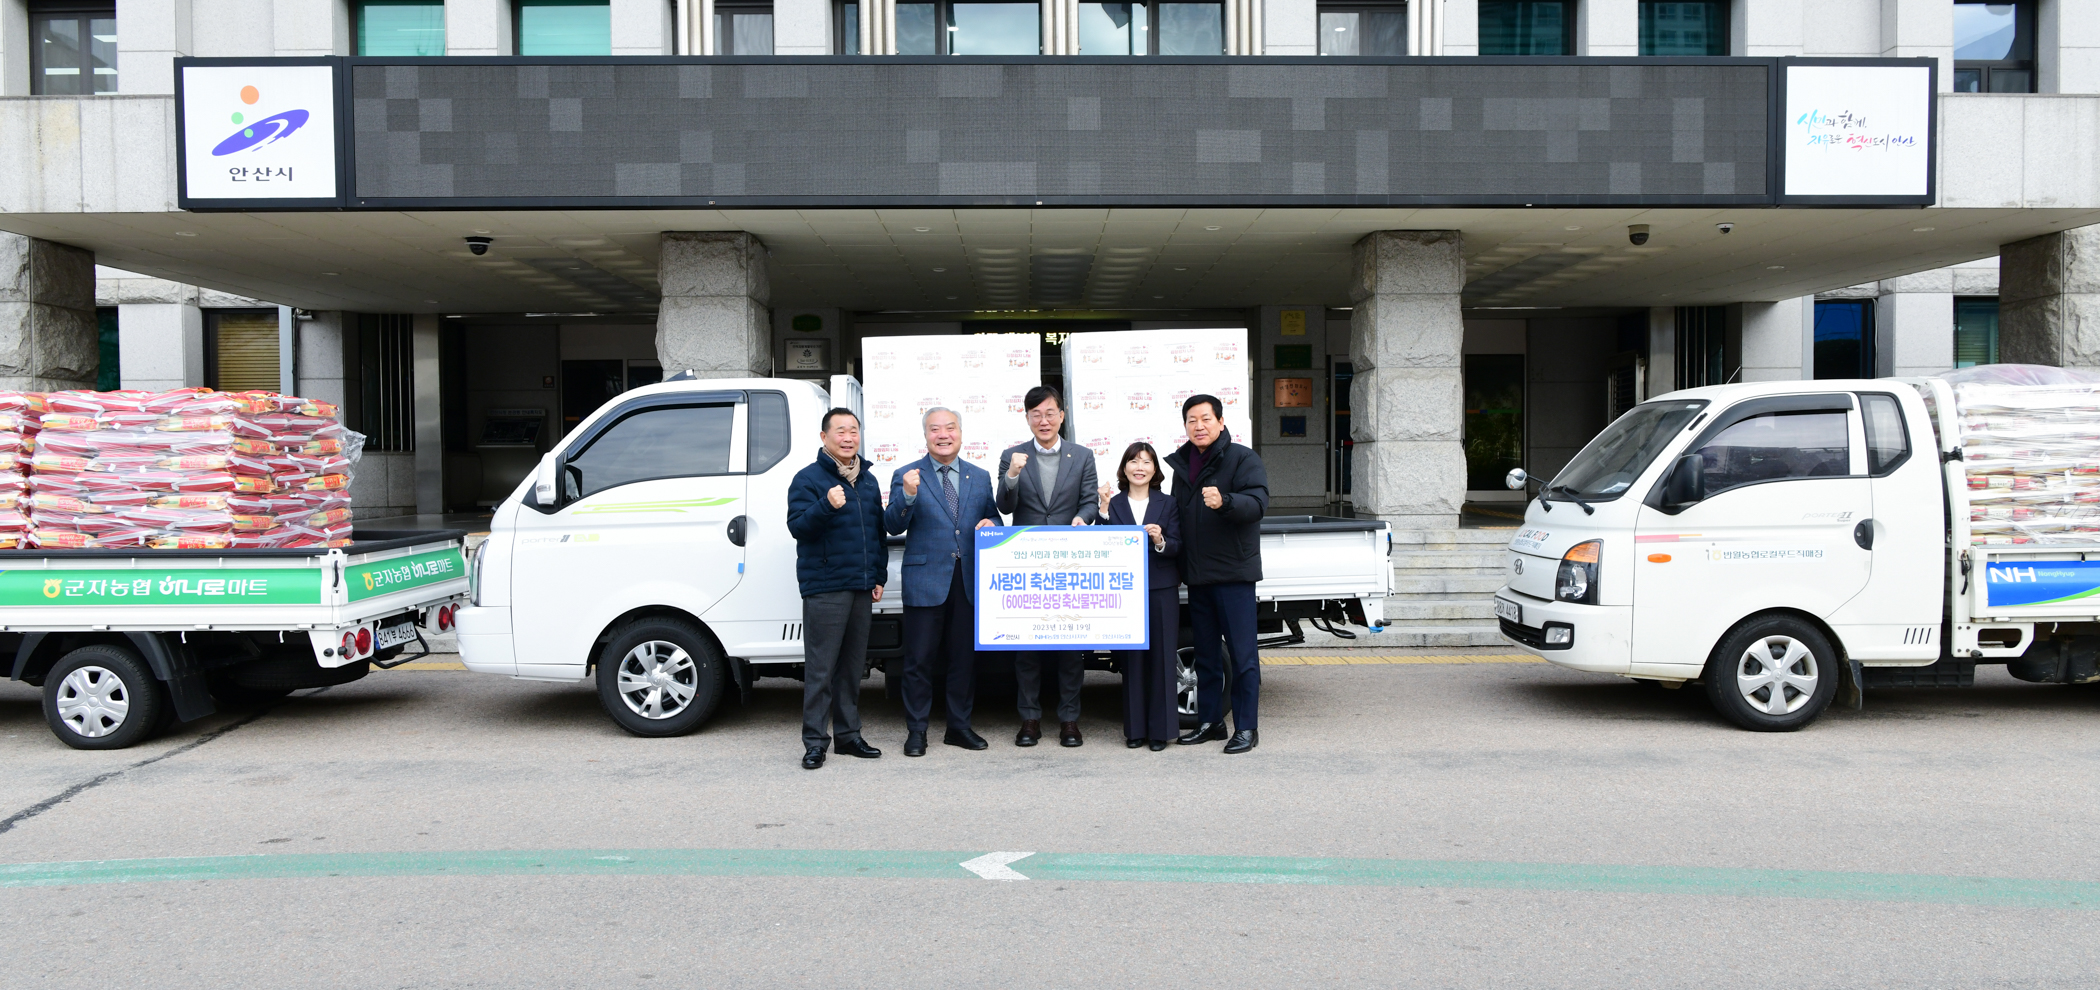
xmin=656 ymin=232 xmax=773 ymax=380
xmin=295 ymin=311 xmax=350 ymax=409
xmin=1738 ymin=296 xmax=1813 ymax=382
xmin=774 ymin=0 xmax=833 ymax=53
xmin=412 ymin=313 xmax=443 ymax=514
xmin=1873 ymin=273 xmax=1954 ymax=377
xmin=1880 ymin=0 xmax=1954 ymax=91
xmin=446 ymin=0 xmax=516 ymax=55
xmin=1644 ymin=306 xmax=1675 ymax=397
xmin=1264 ymin=0 xmax=1314 ymax=55
xmin=116 ymin=303 xmax=205 ymax=391
xmin=1578 ymin=0 xmax=1637 ymax=57
xmin=0 ymin=234 xmax=96 ymax=391
xmin=2039 ymin=0 xmax=2100 ymax=95
xmin=1441 ymin=0 xmax=1477 ymax=56
xmin=1731 ymin=0 xmax=1802 ymax=56
xmin=1346 ymin=231 xmax=1465 ymax=528
xmin=116 ymin=0 xmax=191 ymax=95
xmin=0 ymin=0 xmax=29 ymax=97
xmin=2000 ymin=227 xmax=2100 ymax=373
xmin=274 ymin=0 xmax=352 ymax=56
xmin=612 ymin=0 xmax=674 ymax=54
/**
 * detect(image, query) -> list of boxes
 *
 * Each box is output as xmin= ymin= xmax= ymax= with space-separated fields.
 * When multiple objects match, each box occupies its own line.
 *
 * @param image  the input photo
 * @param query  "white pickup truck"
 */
xmin=1495 ymin=370 xmax=2100 ymax=731
xmin=458 ymin=376 xmax=1392 ymax=737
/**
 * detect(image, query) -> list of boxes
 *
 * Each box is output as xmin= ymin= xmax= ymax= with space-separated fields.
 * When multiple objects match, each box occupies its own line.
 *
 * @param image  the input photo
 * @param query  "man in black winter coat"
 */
xmin=1162 ymin=393 xmax=1269 ymax=754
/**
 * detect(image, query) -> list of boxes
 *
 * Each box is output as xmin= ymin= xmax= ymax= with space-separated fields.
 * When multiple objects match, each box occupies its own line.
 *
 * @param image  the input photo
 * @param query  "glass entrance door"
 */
xmin=1463 ymin=353 xmax=1525 ymax=498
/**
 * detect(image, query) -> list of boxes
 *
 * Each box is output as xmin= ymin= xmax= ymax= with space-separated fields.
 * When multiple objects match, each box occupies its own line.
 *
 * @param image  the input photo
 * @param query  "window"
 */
xmin=1478 ymin=0 xmax=1570 ymax=56
xmin=748 ymin=392 xmax=792 ymax=475
xmin=96 ymin=307 xmax=118 ymax=390
xmin=1638 ymin=1 xmax=1725 ymax=56
xmin=898 ymin=2 xmax=938 ymax=51
xmin=205 ymin=311 xmax=280 ymax=393
xmin=1553 ymin=400 xmax=1708 ymax=500
xmin=1859 ymin=393 xmax=1909 ymax=476
xmin=1953 ymin=2 xmax=2035 ymax=93
xmin=358 ymin=314 xmax=416 ymax=452
xmin=358 ymin=0 xmax=446 ymax=55
xmin=567 ymin=404 xmax=736 ymax=499
xmin=1692 ymin=410 xmax=1850 ymax=495
xmin=1318 ymin=2 xmax=1408 ymax=55
xmin=1076 ymin=1 xmax=1221 ymax=54
xmin=30 ymin=3 xmax=115 ymax=95
xmin=716 ymin=2 xmax=775 ymax=53
xmin=1674 ymin=305 xmax=1730 ymax=388
xmin=839 ymin=0 xmax=860 ymax=51
xmin=1954 ymin=297 xmax=2000 ymax=368
xmin=1813 ymin=299 xmax=1874 ymax=379
xmin=949 ymin=2 xmax=1040 ymax=54
xmin=517 ymin=0 xmax=612 ymax=56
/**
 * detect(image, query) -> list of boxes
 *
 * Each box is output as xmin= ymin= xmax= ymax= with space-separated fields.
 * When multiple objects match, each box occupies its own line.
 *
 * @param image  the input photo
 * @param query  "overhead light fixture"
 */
xmin=174 ymin=231 xmax=197 ymax=237
xmin=321 ymin=272 xmax=339 ymax=276
xmin=1913 ymin=227 xmax=1936 ymax=232
xmin=1564 ymin=226 xmax=1582 ymax=231
xmin=1766 ymin=265 xmax=1785 ymax=270
xmin=1204 ymin=226 xmax=1221 ymax=231
xmin=914 ymin=226 xmax=931 ymax=232
xmin=473 ymin=229 xmax=491 ymax=234
xmin=1174 ymin=267 xmax=1187 ymax=271
xmin=932 ymin=267 xmax=945 ymax=272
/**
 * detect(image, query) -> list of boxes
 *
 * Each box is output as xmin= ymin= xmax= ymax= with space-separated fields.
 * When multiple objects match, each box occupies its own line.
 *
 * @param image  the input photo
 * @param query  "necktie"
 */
xmin=941 ymin=465 xmax=960 ymax=521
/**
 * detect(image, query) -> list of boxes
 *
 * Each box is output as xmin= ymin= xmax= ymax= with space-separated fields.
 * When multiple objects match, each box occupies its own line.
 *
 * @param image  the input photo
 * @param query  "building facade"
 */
xmin=0 ymin=0 xmax=2097 ymax=542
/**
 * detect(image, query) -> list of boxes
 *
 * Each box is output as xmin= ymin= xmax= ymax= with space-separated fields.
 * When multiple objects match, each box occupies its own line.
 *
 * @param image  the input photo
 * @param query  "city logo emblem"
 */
xmin=211 ymin=84 xmax=310 ymax=156
xmin=42 ymin=578 xmax=60 ymax=598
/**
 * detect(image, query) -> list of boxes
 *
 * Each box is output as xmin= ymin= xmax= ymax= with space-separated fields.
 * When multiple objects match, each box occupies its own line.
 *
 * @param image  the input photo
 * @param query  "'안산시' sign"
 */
xmin=976 ymin=526 xmax=1150 ymax=651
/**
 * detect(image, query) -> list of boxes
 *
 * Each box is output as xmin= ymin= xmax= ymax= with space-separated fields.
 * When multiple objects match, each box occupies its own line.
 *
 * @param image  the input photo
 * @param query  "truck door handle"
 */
xmin=727 ymin=515 xmax=748 ymax=547
xmin=1853 ymin=519 xmax=1874 ymax=550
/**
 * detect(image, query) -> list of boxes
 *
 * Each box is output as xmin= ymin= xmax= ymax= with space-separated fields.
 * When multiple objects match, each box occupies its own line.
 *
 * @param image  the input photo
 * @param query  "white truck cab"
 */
xmin=1497 ymin=379 xmax=1953 ymax=730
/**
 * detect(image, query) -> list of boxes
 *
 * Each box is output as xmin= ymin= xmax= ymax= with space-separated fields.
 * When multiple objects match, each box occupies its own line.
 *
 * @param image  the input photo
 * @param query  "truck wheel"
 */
xmin=1703 ymin=617 xmax=1837 ymax=732
xmin=1176 ymin=647 xmax=1198 ymax=729
xmin=595 ymin=618 xmax=725 ymax=738
xmin=43 ymin=645 xmax=166 ymax=750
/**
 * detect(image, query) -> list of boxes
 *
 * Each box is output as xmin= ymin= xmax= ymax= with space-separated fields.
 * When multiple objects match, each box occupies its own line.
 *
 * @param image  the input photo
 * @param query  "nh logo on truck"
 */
xmin=1989 ymin=566 xmax=2038 ymax=583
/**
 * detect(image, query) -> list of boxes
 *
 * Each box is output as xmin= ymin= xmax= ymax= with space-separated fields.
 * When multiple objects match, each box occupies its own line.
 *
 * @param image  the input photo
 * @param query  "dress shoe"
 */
xmin=1176 ymin=721 xmax=1228 ymax=745
xmin=1127 ymin=737 xmax=1144 ymax=749
xmin=945 ymin=726 xmax=989 ymax=751
xmin=1223 ymin=729 xmax=1259 ymax=754
xmin=1015 ymin=719 xmax=1041 ymax=747
xmin=903 ymin=731 xmax=927 ymax=757
xmin=801 ymin=746 xmax=826 ymax=770
xmin=1149 ymin=740 xmax=1168 ymax=752
xmin=1060 ymin=721 xmax=1083 ymax=747
xmin=835 ymin=736 xmax=882 ymax=759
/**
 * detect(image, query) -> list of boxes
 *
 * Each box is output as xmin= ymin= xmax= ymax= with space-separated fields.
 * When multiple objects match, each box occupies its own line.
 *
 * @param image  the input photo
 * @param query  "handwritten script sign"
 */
xmin=1783 ymin=65 xmax=1932 ymax=200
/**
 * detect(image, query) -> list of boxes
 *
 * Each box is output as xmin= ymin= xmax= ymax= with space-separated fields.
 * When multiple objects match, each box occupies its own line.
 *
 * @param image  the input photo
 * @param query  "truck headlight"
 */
xmin=1556 ymin=540 xmax=1601 ymax=604
xmin=469 ymin=544 xmax=484 ymax=607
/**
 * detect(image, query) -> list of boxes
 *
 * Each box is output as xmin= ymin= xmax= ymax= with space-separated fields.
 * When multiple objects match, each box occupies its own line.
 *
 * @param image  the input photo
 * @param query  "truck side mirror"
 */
xmin=1504 ymin=467 xmax=1528 ymax=491
xmin=1662 ymin=453 xmax=1705 ymax=506
xmin=533 ymin=451 xmax=561 ymax=506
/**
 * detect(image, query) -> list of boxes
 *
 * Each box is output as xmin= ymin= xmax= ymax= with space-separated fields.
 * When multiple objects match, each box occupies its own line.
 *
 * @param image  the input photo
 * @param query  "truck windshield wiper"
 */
xmin=1547 ymin=485 xmax=1595 ymax=515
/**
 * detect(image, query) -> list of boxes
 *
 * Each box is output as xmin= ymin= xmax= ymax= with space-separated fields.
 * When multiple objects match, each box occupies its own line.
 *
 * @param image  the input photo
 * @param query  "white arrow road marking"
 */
xmin=960 ymin=851 xmax=1035 ymax=881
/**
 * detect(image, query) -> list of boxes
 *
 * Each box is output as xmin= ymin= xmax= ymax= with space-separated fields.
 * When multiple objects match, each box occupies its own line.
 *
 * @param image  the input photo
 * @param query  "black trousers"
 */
xmin=1118 ymin=585 xmax=1180 ymax=742
xmin=801 ymin=590 xmax=870 ymax=748
xmin=1188 ymin=581 xmax=1259 ymax=731
xmin=901 ymin=568 xmax=977 ymax=734
xmin=1015 ymin=648 xmax=1084 ymax=722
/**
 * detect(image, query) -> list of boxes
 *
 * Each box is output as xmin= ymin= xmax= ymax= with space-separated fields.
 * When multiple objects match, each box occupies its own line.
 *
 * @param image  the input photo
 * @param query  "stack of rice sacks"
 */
xmin=1954 ymin=379 xmax=2100 ymax=546
xmin=23 ymin=389 xmax=362 ymax=550
xmin=0 ymin=391 xmax=46 ymax=547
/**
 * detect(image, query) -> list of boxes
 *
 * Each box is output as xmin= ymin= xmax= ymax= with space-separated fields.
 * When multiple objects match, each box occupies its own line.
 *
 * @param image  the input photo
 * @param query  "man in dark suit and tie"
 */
xmin=884 ymin=406 xmax=1003 ymax=757
xmin=994 ymin=385 xmax=1100 ymax=748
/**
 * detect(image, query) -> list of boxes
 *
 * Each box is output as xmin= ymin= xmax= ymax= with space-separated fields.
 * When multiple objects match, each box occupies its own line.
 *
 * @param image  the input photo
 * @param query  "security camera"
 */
xmin=1716 ymin=222 xmax=1735 ymax=234
xmin=1627 ymin=224 xmax=1651 ymax=247
xmin=465 ymin=236 xmax=493 ymax=256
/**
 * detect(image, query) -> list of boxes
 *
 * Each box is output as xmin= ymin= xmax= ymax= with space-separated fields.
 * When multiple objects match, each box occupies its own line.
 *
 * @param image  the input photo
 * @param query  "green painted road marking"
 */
xmin=3 ymin=848 xmax=2096 ymax=910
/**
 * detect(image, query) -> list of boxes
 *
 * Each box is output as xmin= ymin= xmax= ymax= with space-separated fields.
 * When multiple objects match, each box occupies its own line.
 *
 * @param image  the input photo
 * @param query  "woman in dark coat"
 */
xmin=1096 ymin=442 xmax=1183 ymax=749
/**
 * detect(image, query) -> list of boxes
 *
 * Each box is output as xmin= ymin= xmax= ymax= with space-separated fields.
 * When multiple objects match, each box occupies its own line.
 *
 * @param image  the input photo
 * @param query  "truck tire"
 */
xmin=1176 ymin=647 xmax=1198 ymax=729
xmin=1703 ymin=617 xmax=1838 ymax=732
xmin=595 ymin=618 xmax=725 ymax=738
xmin=42 ymin=645 xmax=167 ymax=750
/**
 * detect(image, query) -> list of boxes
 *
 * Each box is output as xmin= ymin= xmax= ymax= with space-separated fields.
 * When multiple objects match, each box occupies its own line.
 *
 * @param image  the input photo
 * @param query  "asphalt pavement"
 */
xmin=4 ymin=651 xmax=2100 ymax=988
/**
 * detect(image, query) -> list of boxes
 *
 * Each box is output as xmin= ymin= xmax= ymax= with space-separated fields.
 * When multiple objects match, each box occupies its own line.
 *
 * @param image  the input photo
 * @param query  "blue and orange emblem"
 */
xmin=211 ymin=84 xmax=309 ymax=156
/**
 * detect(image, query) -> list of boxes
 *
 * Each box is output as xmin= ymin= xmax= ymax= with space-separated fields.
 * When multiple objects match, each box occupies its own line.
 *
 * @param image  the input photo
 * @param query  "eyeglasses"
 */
xmin=1026 ymin=409 xmax=1061 ymax=421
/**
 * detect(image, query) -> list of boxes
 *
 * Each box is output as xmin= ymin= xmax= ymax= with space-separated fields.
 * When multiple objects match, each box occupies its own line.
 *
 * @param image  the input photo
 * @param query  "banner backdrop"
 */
xmin=860 ymin=334 xmax=1040 ymax=505
xmin=1063 ymin=327 xmax=1251 ymax=494
xmin=975 ymin=525 xmax=1150 ymax=650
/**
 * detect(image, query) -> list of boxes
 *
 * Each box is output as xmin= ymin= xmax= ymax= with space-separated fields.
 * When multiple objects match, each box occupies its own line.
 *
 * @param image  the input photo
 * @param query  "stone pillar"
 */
xmin=656 ymin=232 xmax=773 ymax=380
xmin=116 ymin=302 xmax=204 ymax=391
xmin=1873 ymin=273 xmax=1954 ymax=377
xmin=294 ymin=311 xmax=350 ymax=409
xmin=1738 ymin=296 xmax=1813 ymax=382
xmin=1346 ymin=231 xmax=1465 ymax=529
xmin=0 ymin=0 xmax=30 ymax=96
xmin=0 ymin=234 xmax=96 ymax=391
xmin=2000 ymin=226 xmax=2100 ymax=373
xmin=1644 ymin=306 xmax=1675 ymax=397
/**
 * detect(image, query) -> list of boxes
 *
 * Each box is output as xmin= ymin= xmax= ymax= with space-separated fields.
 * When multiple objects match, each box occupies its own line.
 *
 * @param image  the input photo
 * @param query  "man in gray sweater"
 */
xmin=994 ymin=385 xmax=1100 ymax=748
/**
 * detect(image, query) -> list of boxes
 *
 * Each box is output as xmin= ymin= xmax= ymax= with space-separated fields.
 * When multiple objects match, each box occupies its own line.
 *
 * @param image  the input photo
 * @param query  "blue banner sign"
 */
xmin=1984 ymin=559 xmax=2100 ymax=609
xmin=975 ymin=526 xmax=1149 ymax=651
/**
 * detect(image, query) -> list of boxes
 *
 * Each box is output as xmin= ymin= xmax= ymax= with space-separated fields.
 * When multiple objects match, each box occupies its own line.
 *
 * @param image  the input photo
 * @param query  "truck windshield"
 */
xmin=1548 ymin=400 xmax=1708 ymax=500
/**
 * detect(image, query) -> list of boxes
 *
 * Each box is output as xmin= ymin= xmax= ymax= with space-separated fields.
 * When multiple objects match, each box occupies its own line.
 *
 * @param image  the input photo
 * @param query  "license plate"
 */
xmin=1493 ymin=597 xmax=1522 ymax=624
xmin=375 ymin=620 xmax=420 ymax=649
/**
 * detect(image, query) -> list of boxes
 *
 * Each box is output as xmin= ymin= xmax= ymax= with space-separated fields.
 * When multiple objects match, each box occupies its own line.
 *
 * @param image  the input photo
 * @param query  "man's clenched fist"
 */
xmin=827 ymin=485 xmax=846 ymax=509
xmin=902 ymin=469 xmax=921 ymax=496
xmin=1202 ymin=486 xmax=1223 ymax=510
xmin=1007 ymin=452 xmax=1029 ymax=477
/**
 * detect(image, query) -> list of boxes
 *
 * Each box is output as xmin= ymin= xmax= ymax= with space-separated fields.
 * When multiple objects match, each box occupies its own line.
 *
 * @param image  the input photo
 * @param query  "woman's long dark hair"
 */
xmin=1117 ymin=442 xmax=1161 ymax=495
